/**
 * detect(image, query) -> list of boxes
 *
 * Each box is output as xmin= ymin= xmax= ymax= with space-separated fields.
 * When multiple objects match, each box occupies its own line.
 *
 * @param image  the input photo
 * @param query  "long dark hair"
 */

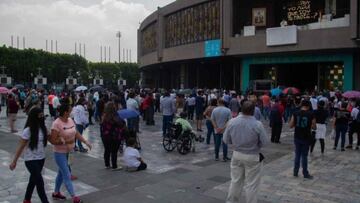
xmin=24 ymin=107 xmax=47 ymax=150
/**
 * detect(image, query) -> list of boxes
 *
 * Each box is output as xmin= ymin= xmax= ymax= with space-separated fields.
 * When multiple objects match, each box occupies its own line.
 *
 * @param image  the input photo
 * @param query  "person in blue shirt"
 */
xmin=195 ymin=90 xmax=205 ymax=131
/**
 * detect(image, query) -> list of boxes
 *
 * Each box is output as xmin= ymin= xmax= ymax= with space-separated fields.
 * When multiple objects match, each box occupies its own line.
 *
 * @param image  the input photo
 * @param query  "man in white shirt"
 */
xmin=310 ymin=94 xmax=318 ymax=110
xmin=126 ymin=92 xmax=140 ymax=132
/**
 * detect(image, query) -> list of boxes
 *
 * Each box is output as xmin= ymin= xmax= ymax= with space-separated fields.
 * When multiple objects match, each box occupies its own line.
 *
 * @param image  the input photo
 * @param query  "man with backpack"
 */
xmin=347 ymin=100 xmax=360 ymax=150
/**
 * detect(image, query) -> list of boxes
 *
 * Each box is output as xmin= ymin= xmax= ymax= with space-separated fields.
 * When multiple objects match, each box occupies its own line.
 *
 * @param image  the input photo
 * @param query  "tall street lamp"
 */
xmin=116 ymin=31 xmax=121 ymax=63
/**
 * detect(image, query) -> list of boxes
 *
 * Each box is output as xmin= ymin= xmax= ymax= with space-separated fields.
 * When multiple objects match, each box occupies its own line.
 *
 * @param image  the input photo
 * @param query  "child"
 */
xmin=124 ymin=137 xmax=147 ymax=171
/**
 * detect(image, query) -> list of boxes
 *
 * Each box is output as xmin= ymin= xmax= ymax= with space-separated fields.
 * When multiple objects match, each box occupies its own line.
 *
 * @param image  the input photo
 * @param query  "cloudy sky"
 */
xmin=0 ymin=0 xmax=174 ymax=62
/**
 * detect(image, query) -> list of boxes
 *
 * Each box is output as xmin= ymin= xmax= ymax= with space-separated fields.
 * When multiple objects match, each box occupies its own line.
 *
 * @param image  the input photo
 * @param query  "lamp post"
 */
xmin=116 ymin=31 xmax=121 ymax=63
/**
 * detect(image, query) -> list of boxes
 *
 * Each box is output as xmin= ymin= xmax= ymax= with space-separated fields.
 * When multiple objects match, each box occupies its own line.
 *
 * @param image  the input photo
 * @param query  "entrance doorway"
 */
xmin=249 ymin=62 xmax=344 ymax=92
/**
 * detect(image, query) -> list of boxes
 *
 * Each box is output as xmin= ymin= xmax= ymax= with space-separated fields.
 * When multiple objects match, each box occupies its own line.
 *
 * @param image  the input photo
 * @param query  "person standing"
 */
xmin=143 ymin=92 xmax=155 ymax=125
xmin=347 ymin=100 xmax=360 ymax=149
xmin=9 ymin=107 xmax=49 ymax=203
xmin=7 ymin=94 xmax=19 ymax=133
xmin=261 ymin=93 xmax=271 ymax=120
xmin=126 ymin=92 xmax=140 ymax=132
xmin=289 ymin=100 xmax=316 ymax=179
xmin=160 ymin=91 xmax=176 ymax=136
xmin=211 ymin=99 xmax=232 ymax=161
xmin=229 ymin=93 xmax=240 ymax=118
xmin=195 ymin=90 xmax=205 ymax=131
xmin=49 ymin=103 xmax=92 ymax=203
xmin=333 ymin=102 xmax=350 ymax=151
xmin=87 ymin=90 xmax=94 ymax=125
xmin=72 ymin=98 xmax=89 ymax=152
xmin=310 ymin=100 xmax=329 ymax=154
xmin=224 ymin=101 xmax=268 ymax=203
xmin=186 ymin=94 xmax=196 ymax=120
xmin=101 ymin=102 xmax=125 ymax=170
xmin=203 ymin=99 xmax=217 ymax=145
xmin=269 ymin=99 xmax=284 ymax=143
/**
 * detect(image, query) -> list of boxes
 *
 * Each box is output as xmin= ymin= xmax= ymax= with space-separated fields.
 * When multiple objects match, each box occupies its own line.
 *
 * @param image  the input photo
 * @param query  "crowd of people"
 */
xmin=5 ymin=86 xmax=360 ymax=203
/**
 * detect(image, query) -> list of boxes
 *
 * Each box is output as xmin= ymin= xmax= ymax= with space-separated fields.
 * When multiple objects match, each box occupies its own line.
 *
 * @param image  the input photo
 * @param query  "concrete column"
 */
xmin=350 ymin=0 xmax=359 ymax=39
xmin=157 ymin=8 xmax=164 ymax=62
xmin=220 ymin=0 xmax=233 ymax=51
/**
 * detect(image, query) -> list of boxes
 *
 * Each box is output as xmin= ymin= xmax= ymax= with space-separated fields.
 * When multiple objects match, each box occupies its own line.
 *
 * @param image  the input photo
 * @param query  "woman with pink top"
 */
xmin=49 ymin=102 xmax=91 ymax=203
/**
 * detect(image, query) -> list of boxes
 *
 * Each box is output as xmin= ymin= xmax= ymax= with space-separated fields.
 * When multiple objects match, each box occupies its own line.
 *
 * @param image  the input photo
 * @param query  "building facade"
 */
xmin=138 ymin=0 xmax=360 ymax=92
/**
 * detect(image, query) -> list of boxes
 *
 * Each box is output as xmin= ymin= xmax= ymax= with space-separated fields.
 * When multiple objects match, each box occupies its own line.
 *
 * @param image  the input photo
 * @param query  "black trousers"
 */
xmin=88 ymin=108 xmax=94 ymax=124
xmin=310 ymin=139 xmax=325 ymax=153
xmin=102 ymin=137 xmax=121 ymax=169
xmin=24 ymin=159 xmax=49 ymax=203
xmin=137 ymin=162 xmax=147 ymax=171
xmin=271 ymin=124 xmax=282 ymax=143
xmin=348 ymin=122 xmax=360 ymax=146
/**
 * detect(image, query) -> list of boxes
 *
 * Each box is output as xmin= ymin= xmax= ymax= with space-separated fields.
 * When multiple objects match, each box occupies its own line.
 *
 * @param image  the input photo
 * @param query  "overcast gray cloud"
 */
xmin=0 ymin=0 xmax=174 ymax=62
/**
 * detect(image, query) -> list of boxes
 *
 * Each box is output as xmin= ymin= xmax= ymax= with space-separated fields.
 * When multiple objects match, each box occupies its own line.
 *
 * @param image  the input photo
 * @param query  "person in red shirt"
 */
xmin=142 ymin=92 xmax=155 ymax=125
xmin=7 ymin=94 xmax=19 ymax=133
xmin=261 ymin=93 xmax=271 ymax=120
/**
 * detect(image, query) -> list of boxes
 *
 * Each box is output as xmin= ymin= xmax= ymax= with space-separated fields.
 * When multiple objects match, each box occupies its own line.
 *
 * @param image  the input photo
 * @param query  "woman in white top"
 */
xmin=72 ymin=98 xmax=89 ymax=152
xmin=9 ymin=107 xmax=49 ymax=203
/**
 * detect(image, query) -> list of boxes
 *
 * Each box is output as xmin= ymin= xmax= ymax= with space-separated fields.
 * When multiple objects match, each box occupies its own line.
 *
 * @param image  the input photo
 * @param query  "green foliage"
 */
xmin=0 ymin=45 xmax=139 ymax=87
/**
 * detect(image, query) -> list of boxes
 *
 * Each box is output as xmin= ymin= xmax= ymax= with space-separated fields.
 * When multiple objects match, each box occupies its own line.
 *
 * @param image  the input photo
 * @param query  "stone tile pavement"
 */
xmin=0 ymin=108 xmax=359 ymax=203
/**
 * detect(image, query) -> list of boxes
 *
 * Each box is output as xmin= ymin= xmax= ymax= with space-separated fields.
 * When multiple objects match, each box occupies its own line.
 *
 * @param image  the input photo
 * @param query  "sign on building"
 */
xmin=205 ymin=39 xmax=221 ymax=57
xmin=93 ymin=79 xmax=103 ymax=85
xmin=34 ymin=77 xmax=47 ymax=85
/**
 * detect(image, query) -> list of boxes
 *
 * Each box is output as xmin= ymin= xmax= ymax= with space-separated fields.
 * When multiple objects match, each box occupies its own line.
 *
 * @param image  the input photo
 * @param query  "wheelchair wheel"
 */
xmin=177 ymin=134 xmax=192 ymax=155
xmin=163 ymin=133 xmax=177 ymax=152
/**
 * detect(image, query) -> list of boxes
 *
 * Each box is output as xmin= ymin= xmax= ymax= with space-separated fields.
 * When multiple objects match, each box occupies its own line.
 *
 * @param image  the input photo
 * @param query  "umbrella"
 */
xmin=75 ymin=86 xmax=88 ymax=92
xmin=283 ymin=87 xmax=300 ymax=95
xmin=0 ymin=87 xmax=9 ymax=94
xmin=89 ymin=85 xmax=104 ymax=92
xmin=342 ymin=91 xmax=360 ymax=99
xmin=270 ymin=88 xmax=282 ymax=96
xmin=117 ymin=109 xmax=139 ymax=119
xmin=14 ymin=84 xmax=24 ymax=90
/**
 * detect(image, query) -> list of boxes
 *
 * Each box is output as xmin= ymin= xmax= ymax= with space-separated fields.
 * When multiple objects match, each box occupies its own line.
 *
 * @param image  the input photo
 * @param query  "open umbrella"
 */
xmin=342 ymin=91 xmax=360 ymax=99
xmin=89 ymin=85 xmax=104 ymax=92
xmin=270 ymin=88 xmax=282 ymax=96
xmin=283 ymin=87 xmax=300 ymax=95
xmin=14 ymin=84 xmax=25 ymax=90
xmin=0 ymin=87 xmax=9 ymax=94
xmin=75 ymin=86 xmax=88 ymax=92
xmin=117 ymin=109 xmax=139 ymax=119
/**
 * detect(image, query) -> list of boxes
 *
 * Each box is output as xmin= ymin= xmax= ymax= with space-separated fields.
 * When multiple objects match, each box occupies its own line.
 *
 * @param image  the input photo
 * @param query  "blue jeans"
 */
xmin=162 ymin=115 xmax=173 ymax=135
xmin=214 ymin=134 xmax=228 ymax=159
xmin=335 ymin=124 xmax=348 ymax=149
xmin=75 ymin=124 xmax=84 ymax=150
xmin=206 ymin=120 xmax=215 ymax=144
xmin=54 ymin=152 xmax=75 ymax=196
xmin=294 ymin=139 xmax=310 ymax=176
xmin=263 ymin=106 xmax=270 ymax=120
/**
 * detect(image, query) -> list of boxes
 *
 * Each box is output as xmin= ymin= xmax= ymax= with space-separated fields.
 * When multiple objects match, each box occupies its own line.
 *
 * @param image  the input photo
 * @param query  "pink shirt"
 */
xmin=51 ymin=118 xmax=77 ymax=153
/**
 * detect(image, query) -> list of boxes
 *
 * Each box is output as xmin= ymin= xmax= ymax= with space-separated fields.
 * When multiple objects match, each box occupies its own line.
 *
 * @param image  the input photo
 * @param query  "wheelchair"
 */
xmin=162 ymin=123 xmax=204 ymax=155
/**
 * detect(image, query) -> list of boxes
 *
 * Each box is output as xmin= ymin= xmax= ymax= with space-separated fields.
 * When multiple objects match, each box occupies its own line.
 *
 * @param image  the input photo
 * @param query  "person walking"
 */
xmin=211 ymin=99 xmax=232 ymax=161
xmin=224 ymin=101 xmax=268 ymax=203
xmin=269 ymin=99 xmax=284 ymax=143
xmin=203 ymin=98 xmax=217 ymax=145
xmin=49 ymin=103 xmax=92 ymax=203
xmin=160 ymin=91 xmax=176 ymax=136
xmin=100 ymin=102 xmax=125 ymax=170
xmin=7 ymin=94 xmax=19 ymax=133
xmin=333 ymin=102 xmax=351 ymax=151
xmin=289 ymin=100 xmax=316 ymax=179
xmin=9 ymin=107 xmax=49 ymax=203
xmin=72 ymin=98 xmax=89 ymax=152
xmin=310 ymin=100 xmax=329 ymax=154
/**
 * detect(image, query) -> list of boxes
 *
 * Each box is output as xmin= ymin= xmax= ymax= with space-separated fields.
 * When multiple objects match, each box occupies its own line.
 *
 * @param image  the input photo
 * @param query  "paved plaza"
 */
xmin=0 ymin=109 xmax=360 ymax=203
